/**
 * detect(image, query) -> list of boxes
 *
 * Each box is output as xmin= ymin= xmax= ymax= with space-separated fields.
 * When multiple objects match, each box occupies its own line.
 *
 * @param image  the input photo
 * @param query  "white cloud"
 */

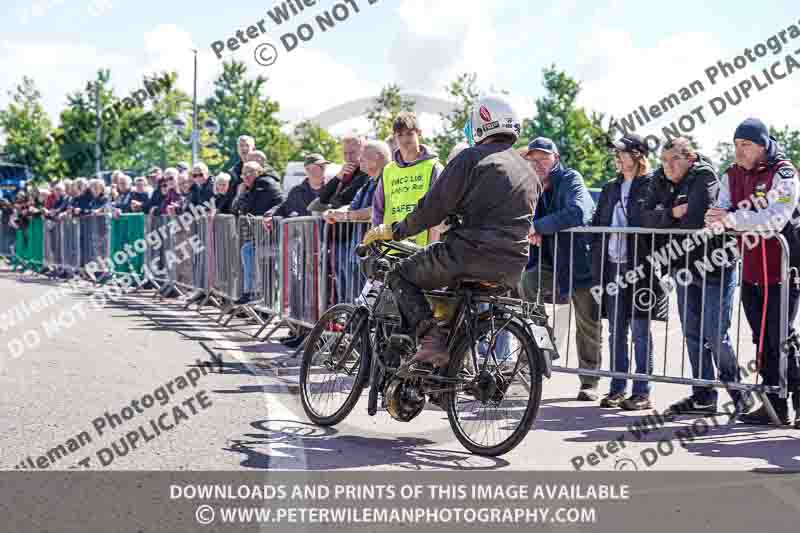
xmin=388 ymin=0 xmax=497 ymax=98
xmin=140 ymin=24 xmax=208 ymax=98
xmin=575 ymin=28 xmax=800 ymax=159
xmin=0 ymin=40 xmax=129 ymax=122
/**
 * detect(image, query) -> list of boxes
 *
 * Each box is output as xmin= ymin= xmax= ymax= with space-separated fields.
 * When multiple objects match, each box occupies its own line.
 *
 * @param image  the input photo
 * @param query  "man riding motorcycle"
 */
xmin=361 ymin=95 xmax=540 ymax=368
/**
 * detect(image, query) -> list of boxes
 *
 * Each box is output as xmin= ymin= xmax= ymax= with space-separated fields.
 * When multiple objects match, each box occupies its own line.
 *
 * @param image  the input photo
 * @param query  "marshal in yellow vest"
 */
xmin=382 ymin=158 xmax=437 ymax=247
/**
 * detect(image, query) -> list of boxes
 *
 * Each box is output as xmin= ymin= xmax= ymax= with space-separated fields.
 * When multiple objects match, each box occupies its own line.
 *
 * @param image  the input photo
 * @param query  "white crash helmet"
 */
xmin=463 ymin=94 xmax=522 ymax=146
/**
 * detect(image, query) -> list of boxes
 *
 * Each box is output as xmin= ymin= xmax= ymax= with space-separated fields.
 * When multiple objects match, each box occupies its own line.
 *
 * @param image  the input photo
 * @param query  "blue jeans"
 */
xmin=477 ymin=303 xmax=512 ymax=361
xmin=605 ymin=273 xmax=654 ymax=396
xmin=240 ymin=240 xmax=255 ymax=295
xmin=675 ymin=270 xmax=740 ymax=403
xmin=331 ymin=232 xmax=363 ymax=304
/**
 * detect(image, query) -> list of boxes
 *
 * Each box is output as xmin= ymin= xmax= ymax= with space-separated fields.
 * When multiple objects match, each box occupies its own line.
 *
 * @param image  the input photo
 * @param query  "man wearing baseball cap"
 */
xmin=706 ymin=118 xmax=800 ymax=427
xmin=265 ymin=153 xmax=328 ymax=220
xmin=522 ymin=137 xmax=602 ymax=400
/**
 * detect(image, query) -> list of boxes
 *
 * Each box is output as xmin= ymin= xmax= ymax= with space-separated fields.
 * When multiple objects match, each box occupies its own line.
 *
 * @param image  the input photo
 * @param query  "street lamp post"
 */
xmin=191 ymin=48 xmax=199 ymax=167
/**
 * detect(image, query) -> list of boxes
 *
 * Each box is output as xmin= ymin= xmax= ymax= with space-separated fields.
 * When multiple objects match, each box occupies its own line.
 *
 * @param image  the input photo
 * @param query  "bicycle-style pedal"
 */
xmin=388 ymin=334 xmax=415 ymax=352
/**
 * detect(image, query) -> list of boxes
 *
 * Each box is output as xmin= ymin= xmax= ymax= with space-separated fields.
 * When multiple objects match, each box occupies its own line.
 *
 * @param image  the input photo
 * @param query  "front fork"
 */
xmin=366 ymin=331 xmax=381 ymax=416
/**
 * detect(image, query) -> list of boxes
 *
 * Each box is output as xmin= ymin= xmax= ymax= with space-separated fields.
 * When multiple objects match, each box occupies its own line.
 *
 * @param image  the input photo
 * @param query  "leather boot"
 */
xmin=411 ymin=323 xmax=450 ymax=368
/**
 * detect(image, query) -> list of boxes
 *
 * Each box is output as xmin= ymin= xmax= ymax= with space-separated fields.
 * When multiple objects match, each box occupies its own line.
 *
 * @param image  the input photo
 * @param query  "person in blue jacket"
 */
xmin=521 ymin=137 xmax=603 ymax=401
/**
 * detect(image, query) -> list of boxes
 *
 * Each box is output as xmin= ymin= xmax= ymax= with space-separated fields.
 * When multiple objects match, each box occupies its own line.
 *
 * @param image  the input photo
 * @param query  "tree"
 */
xmin=714 ymin=141 xmax=735 ymax=174
xmin=0 ymin=77 xmax=64 ymax=182
xmin=203 ymin=61 xmax=292 ymax=173
xmin=432 ymin=73 xmax=481 ymax=162
xmin=100 ymin=72 xmax=195 ymax=173
xmin=365 ymin=84 xmax=416 ymax=141
xmin=771 ymin=125 xmax=800 ymax=168
xmin=288 ymin=120 xmax=341 ymax=163
xmin=53 ymin=69 xmax=131 ymax=177
xmin=521 ymin=66 xmax=614 ymax=187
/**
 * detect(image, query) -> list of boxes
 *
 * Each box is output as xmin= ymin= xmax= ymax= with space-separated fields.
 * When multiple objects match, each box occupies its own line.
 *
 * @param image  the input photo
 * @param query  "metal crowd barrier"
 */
xmin=109 ymin=213 xmax=145 ymax=279
xmin=254 ymin=215 xmax=282 ymax=316
xmin=191 ymin=216 xmax=211 ymax=295
xmin=321 ymin=220 xmax=370 ymax=311
xmin=210 ymin=214 xmax=241 ymax=303
xmin=530 ymin=226 xmax=791 ymax=404
xmin=79 ymin=215 xmax=110 ymax=279
xmin=144 ymin=215 xmax=168 ymax=290
xmin=61 ymin=217 xmax=81 ymax=274
xmin=13 ymin=216 xmax=44 ymax=272
xmin=1 ymin=216 xmax=16 ymax=260
xmin=280 ymin=217 xmax=324 ymax=329
xmin=173 ymin=216 xmax=194 ymax=293
xmin=43 ymin=218 xmax=62 ymax=270
xmin=5 ymin=209 xmax=795 ymax=421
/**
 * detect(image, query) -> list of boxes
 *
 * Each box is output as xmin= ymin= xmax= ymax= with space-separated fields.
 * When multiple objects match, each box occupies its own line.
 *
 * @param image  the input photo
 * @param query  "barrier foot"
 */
xmin=182 ymin=290 xmax=205 ymax=310
xmin=199 ymin=341 xmax=223 ymax=374
xmin=222 ymin=307 xmax=242 ymax=327
xmin=245 ymin=307 xmax=265 ymax=327
xmin=206 ymin=294 xmax=223 ymax=309
xmin=757 ymin=392 xmax=785 ymax=425
xmin=292 ymin=336 xmax=308 ymax=358
xmin=254 ymin=318 xmax=277 ymax=339
xmin=217 ymin=303 xmax=231 ymax=323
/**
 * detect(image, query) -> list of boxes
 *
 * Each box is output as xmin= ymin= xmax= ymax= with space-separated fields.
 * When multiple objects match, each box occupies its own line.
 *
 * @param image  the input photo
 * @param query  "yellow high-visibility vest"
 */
xmin=382 ymin=158 xmax=436 ymax=247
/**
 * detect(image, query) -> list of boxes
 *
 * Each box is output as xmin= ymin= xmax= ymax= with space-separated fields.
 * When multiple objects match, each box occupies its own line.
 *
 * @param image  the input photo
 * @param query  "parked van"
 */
xmin=282 ymin=161 xmax=342 ymax=192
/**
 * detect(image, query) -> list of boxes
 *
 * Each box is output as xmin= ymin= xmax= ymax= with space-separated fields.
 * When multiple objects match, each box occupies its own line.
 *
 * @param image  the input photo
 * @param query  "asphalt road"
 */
xmin=1 ymin=266 xmax=799 ymax=472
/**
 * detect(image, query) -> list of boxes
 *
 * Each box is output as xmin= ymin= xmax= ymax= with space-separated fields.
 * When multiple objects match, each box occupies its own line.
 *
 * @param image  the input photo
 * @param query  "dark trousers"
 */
xmin=740 ymin=283 xmax=800 ymax=412
xmin=388 ymin=240 xmax=522 ymax=336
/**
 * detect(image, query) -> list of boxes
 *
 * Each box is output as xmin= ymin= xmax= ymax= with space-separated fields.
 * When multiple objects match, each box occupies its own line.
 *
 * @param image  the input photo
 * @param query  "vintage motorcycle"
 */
xmin=299 ymin=239 xmax=557 ymax=456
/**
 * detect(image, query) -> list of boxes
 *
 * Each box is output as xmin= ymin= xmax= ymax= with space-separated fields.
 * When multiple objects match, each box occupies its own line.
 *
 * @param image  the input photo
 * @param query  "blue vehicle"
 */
xmin=0 ymin=163 xmax=31 ymax=200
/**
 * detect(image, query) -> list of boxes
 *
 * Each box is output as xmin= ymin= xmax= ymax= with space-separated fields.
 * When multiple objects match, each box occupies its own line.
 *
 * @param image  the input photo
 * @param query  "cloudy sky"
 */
xmin=1 ymin=0 xmax=798 ymax=157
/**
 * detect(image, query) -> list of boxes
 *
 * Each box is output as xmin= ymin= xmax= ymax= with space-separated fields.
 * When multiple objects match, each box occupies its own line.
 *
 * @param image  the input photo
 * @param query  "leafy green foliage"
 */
xmin=203 ymin=61 xmax=292 ymax=173
xmin=431 ymin=73 xmax=481 ymax=162
xmin=365 ymin=84 xmax=416 ymax=141
xmin=288 ymin=120 xmax=341 ymax=164
xmin=0 ymin=77 xmax=64 ymax=183
xmin=521 ymin=66 xmax=615 ymax=186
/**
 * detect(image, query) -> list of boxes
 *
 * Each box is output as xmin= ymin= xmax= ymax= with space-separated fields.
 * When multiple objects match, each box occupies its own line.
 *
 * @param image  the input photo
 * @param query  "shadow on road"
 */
xmin=223 ymin=419 xmax=510 ymax=471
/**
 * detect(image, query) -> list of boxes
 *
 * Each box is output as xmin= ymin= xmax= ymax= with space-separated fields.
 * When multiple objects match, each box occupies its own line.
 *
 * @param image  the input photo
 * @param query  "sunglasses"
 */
xmin=192 ymin=173 xmax=204 ymax=177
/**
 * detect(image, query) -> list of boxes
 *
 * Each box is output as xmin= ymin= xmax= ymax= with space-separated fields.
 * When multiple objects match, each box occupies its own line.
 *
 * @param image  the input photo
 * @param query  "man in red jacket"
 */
xmin=706 ymin=118 xmax=800 ymax=427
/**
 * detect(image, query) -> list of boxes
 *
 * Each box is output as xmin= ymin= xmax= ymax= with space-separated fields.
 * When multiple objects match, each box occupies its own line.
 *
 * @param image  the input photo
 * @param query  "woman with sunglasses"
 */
xmin=155 ymin=168 xmax=182 ymax=216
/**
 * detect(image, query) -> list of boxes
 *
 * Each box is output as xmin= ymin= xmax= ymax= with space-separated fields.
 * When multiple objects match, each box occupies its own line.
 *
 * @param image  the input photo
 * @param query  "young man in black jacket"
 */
xmin=592 ymin=134 xmax=663 ymax=411
xmin=639 ymin=137 xmax=750 ymax=418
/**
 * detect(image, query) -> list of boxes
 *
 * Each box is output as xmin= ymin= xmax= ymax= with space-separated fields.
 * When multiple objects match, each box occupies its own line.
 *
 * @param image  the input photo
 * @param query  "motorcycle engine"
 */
xmin=385 ymin=378 xmax=427 ymax=422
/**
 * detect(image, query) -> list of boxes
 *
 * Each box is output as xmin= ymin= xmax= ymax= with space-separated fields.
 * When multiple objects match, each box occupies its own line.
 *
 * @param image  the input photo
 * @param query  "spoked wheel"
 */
xmin=300 ymin=303 xmax=370 ymax=426
xmin=444 ymin=319 xmax=542 ymax=456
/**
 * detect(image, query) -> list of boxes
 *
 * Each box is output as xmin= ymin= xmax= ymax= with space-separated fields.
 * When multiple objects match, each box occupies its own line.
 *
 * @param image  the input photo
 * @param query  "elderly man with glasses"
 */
xmin=521 ymin=137 xmax=603 ymax=401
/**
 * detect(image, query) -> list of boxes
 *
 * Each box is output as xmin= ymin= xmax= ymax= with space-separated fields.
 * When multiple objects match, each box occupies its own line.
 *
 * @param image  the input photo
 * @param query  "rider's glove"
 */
xmin=362 ymin=223 xmax=394 ymax=246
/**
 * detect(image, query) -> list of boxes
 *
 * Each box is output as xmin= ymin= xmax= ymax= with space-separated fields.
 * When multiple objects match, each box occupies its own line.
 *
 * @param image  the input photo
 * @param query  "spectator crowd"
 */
xmin=1 ymin=111 xmax=798 ymax=430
